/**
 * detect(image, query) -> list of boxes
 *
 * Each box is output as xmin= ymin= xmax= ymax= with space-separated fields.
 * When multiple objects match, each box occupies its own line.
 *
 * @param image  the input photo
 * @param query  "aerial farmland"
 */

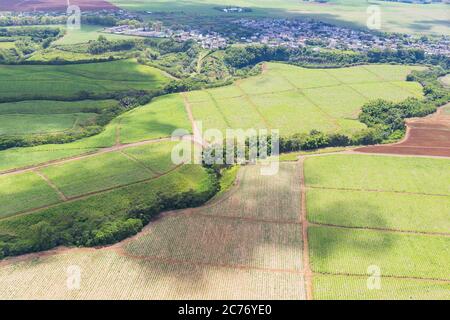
xmin=0 ymin=0 xmax=448 ymax=304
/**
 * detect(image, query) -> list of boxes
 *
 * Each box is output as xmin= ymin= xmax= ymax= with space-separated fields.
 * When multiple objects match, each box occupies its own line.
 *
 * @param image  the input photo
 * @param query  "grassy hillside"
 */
xmin=0 ymin=94 xmax=190 ymax=173
xmin=185 ymin=62 xmax=424 ymax=136
xmin=0 ymin=59 xmax=170 ymax=100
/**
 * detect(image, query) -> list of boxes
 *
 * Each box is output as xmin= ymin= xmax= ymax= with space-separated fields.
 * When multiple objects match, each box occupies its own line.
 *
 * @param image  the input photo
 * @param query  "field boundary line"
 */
xmin=299 ymin=156 xmax=313 ymax=300
xmin=310 ymin=222 xmax=450 ymax=237
xmin=314 ymin=271 xmax=450 ymax=283
xmin=115 ymin=247 xmax=304 ymax=275
xmin=0 ymin=136 xmax=175 ymax=177
xmin=321 ymin=69 xmax=372 ymax=102
xmin=276 ymin=70 xmax=341 ymax=132
xmin=205 ymin=91 xmax=233 ymax=128
xmin=33 ymin=169 xmax=68 ymax=202
xmin=115 ymin=119 xmax=122 ymax=146
xmin=234 ymin=81 xmax=273 ymax=129
xmin=119 ymin=150 xmax=160 ymax=176
xmin=0 ymin=164 xmax=184 ymax=221
xmin=307 ymin=185 xmax=450 ymax=198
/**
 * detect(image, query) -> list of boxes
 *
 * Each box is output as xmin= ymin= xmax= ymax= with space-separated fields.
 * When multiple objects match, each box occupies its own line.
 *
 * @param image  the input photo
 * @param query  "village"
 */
xmin=104 ymin=17 xmax=449 ymax=56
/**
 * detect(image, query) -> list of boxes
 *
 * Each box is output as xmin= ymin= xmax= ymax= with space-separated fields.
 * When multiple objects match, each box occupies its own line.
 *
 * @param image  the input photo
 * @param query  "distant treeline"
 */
xmin=223 ymin=45 xmax=450 ymax=70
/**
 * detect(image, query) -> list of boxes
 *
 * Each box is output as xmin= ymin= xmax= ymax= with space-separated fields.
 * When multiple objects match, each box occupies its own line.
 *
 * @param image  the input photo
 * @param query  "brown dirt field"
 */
xmin=356 ymin=105 xmax=450 ymax=157
xmin=0 ymin=0 xmax=116 ymax=12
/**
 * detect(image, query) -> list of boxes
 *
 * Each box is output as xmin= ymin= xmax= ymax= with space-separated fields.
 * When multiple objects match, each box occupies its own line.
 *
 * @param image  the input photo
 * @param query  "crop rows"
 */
xmin=186 ymin=63 xmax=424 ymax=136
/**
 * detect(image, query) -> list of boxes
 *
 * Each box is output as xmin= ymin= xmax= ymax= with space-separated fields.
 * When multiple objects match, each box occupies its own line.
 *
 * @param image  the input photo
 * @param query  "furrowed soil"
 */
xmin=0 ymin=163 xmax=306 ymax=300
xmin=356 ymin=104 xmax=450 ymax=157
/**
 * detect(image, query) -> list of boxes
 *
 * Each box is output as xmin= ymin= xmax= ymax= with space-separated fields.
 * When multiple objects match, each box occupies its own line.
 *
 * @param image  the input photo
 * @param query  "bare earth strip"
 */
xmin=299 ymin=157 xmax=313 ymax=300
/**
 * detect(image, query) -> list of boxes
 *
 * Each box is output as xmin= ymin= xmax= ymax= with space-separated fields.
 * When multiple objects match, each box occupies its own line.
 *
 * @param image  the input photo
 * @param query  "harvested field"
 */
xmin=356 ymin=104 xmax=450 ymax=157
xmin=197 ymin=163 xmax=301 ymax=222
xmin=124 ymin=214 xmax=303 ymax=271
xmin=0 ymin=0 xmax=116 ymax=12
xmin=0 ymin=163 xmax=306 ymax=299
xmin=0 ymin=250 xmax=304 ymax=300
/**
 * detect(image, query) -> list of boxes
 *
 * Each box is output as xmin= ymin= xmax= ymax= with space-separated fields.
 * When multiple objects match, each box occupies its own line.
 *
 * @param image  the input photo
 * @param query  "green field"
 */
xmin=39 ymin=152 xmax=156 ymax=198
xmin=123 ymin=142 xmax=182 ymax=174
xmin=0 ymin=94 xmax=190 ymax=173
xmin=27 ymin=49 xmax=114 ymax=63
xmin=0 ymin=99 xmax=117 ymax=115
xmin=313 ymin=274 xmax=450 ymax=300
xmin=440 ymin=74 xmax=450 ymax=88
xmin=119 ymin=94 xmax=191 ymax=143
xmin=1 ymin=140 xmax=182 ymax=217
xmin=307 ymin=189 xmax=450 ymax=233
xmin=0 ymin=172 xmax=61 ymax=218
xmin=186 ymin=62 xmax=424 ymax=136
xmin=0 ymin=59 xmax=170 ymax=100
xmin=305 ymin=154 xmax=450 ymax=233
xmin=111 ymin=0 xmax=450 ymax=35
xmin=305 ymin=153 xmax=450 ymax=299
xmin=0 ymin=114 xmax=97 ymax=135
xmin=309 ymin=225 xmax=450 ymax=280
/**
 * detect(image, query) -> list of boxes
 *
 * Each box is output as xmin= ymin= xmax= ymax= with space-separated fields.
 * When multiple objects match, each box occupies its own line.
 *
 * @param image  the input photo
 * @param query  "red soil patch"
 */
xmin=356 ymin=105 xmax=450 ymax=157
xmin=0 ymin=0 xmax=117 ymax=12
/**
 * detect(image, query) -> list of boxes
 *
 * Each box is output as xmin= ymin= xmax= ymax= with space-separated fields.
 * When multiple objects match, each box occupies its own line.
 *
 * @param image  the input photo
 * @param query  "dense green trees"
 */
xmin=88 ymin=36 xmax=137 ymax=54
xmin=223 ymin=44 xmax=450 ymax=70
